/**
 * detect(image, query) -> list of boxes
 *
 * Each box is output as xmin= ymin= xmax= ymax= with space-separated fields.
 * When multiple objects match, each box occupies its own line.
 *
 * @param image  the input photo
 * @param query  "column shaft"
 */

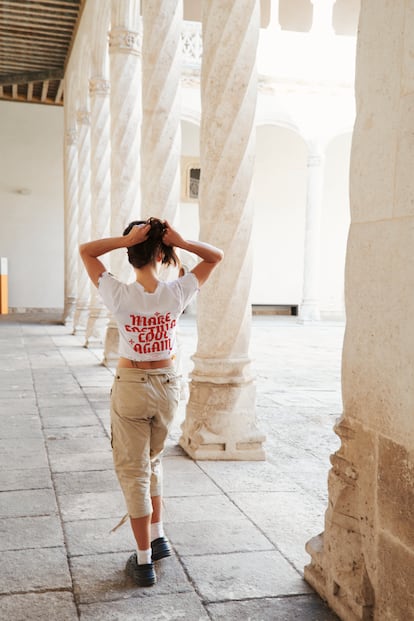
xmin=85 ymin=78 xmax=111 ymax=346
xmin=310 ymin=0 xmax=336 ymax=34
xmin=179 ymin=0 xmax=265 ymax=461
xmin=104 ymin=0 xmax=142 ymax=364
xmin=299 ymin=147 xmax=325 ymax=322
xmin=73 ymin=110 xmax=92 ymax=334
xmin=62 ymin=126 xmax=79 ymax=327
xmin=141 ymin=0 xmax=182 ymax=222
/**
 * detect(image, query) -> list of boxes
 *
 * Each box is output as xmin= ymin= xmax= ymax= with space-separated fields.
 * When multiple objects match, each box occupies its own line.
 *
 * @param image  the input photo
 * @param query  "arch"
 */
xmin=252 ymin=124 xmax=308 ymax=307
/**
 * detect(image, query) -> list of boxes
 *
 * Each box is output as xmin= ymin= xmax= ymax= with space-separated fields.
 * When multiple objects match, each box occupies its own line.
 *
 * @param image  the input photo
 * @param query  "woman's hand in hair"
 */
xmin=162 ymin=221 xmax=185 ymax=249
xmin=124 ymin=223 xmax=151 ymax=247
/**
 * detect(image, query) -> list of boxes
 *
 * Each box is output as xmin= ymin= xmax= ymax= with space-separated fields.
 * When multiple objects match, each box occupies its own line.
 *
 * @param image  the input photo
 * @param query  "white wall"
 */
xmin=252 ymin=125 xmax=307 ymax=305
xmin=0 ymin=101 xmax=64 ymax=310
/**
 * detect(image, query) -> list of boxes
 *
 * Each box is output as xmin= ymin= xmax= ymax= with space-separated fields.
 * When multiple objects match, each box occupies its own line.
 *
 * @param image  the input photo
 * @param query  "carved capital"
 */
xmin=109 ymin=27 xmax=142 ymax=56
xmin=89 ymin=77 xmax=110 ymax=96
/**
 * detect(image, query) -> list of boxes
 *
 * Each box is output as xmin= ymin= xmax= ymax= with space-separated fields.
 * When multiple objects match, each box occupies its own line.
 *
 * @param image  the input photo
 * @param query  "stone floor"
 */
xmin=0 ymin=312 xmax=344 ymax=621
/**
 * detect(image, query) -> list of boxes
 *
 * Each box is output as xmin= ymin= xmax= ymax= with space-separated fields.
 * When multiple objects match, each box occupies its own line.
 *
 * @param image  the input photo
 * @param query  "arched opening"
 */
xmin=252 ymin=124 xmax=307 ymax=312
xmin=319 ymin=132 xmax=352 ymax=319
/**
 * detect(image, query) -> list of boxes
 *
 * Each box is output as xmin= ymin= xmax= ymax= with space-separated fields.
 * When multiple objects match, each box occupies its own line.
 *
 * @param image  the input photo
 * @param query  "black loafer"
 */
xmin=126 ymin=553 xmax=156 ymax=587
xmin=151 ymin=536 xmax=172 ymax=561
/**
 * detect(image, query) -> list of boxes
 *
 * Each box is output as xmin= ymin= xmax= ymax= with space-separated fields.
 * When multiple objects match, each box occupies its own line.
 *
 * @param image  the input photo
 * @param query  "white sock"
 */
xmin=151 ymin=522 xmax=165 ymax=541
xmin=137 ymin=548 xmax=152 ymax=565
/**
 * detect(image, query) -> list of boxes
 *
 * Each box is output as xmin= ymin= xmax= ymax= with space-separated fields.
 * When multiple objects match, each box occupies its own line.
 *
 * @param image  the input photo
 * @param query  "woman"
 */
xmin=79 ymin=218 xmax=223 ymax=587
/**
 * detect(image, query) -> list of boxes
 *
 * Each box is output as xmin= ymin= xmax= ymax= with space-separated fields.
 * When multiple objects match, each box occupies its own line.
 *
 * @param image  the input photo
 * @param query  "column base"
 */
xmin=84 ymin=307 xmax=108 ymax=347
xmin=179 ymin=379 xmax=266 ymax=461
xmin=298 ymin=301 xmax=320 ymax=323
xmin=72 ymin=304 xmax=89 ymax=335
xmin=62 ymin=297 xmax=76 ymax=328
xmin=103 ymin=324 xmax=119 ymax=366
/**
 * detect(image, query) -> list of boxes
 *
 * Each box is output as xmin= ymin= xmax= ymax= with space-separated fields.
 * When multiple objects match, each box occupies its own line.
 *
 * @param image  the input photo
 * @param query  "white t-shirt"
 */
xmin=98 ymin=271 xmax=199 ymax=361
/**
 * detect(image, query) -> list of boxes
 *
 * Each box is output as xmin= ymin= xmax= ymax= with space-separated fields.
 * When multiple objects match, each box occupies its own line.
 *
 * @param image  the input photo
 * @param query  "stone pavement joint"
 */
xmin=0 ymin=313 xmax=342 ymax=620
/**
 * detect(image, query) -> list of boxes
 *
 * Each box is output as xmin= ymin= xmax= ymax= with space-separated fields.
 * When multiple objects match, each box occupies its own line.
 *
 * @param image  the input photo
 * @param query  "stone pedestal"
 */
xmin=180 ymin=380 xmax=265 ymax=460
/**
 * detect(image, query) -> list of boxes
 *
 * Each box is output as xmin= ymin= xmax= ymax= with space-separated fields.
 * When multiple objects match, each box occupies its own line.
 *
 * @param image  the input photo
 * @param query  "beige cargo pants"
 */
xmin=110 ymin=367 xmax=181 ymax=518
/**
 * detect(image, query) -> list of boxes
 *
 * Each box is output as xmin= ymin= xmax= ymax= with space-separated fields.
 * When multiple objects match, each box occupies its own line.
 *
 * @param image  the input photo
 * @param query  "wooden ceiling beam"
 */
xmin=0 ymin=36 xmax=69 ymax=50
xmin=0 ymin=48 xmax=65 ymax=62
xmin=0 ymin=68 xmax=63 ymax=85
xmin=1 ymin=9 xmax=78 ymax=28
xmin=6 ymin=2 xmax=79 ymax=15
xmin=55 ymin=79 xmax=64 ymax=103
xmin=0 ymin=18 xmax=75 ymax=33
xmin=41 ymin=80 xmax=49 ymax=101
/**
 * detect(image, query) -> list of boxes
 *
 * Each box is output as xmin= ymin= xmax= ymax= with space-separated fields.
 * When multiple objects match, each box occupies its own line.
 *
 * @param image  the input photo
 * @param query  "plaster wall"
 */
xmin=252 ymin=125 xmax=307 ymax=305
xmin=0 ymin=101 xmax=64 ymax=310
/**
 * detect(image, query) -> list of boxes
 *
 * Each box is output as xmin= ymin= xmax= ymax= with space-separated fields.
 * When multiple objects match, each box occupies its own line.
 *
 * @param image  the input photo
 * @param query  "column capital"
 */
xmin=89 ymin=77 xmax=110 ymax=96
xmin=109 ymin=27 xmax=142 ymax=56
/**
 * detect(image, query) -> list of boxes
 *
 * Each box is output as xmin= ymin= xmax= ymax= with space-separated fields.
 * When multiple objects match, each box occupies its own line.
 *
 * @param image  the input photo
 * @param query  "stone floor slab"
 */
xmin=65 ymin=518 xmax=133 ymax=556
xmin=167 ymin=518 xmax=273 ymax=556
xmin=0 ymin=489 xmax=58 ymax=518
xmin=0 ymin=515 xmax=64 ymax=550
xmin=79 ymin=592 xmax=209 ymax=621
xmin=181 ymin=550 xmax=310 ymax=602
xmin=163 ymin=495 xmax=243 ymax=524
xmin=198 ymin=460 xmax=300 ymax=493
xmin=54 ymin=469 xmax=119 ymax=496
xmin=0 ymin=548 xmax=72 ymax=594
xmin=228 ymin=491 xmax=326 ymax=572
xmin=0 ymin=467 xmax=52 ymax=492
xmin=71 ymin=552 xmax=192 ymax=604
xmin=48 ymin=451 xmax=114 ymax=473
xmin=163 ymin=468 xmax=221 ymax=497
xmin=207 ymin=594 xmax=340 ymax=620
xmin=59 ymin=490 xmax=126 ymax=522
xmin=0 ymin=438 xmax=49 ymax=470
xmin=0 ymin=592 xmax=78 ymax=621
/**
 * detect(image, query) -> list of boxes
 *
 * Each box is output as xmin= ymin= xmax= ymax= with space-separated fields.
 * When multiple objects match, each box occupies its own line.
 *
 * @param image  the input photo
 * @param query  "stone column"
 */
xmin=310 ymin=0 xmax=336 ymax=34
xmin=84 ymin=76 xmax=111 ymax=346
xmin=269 ymin=0 xmax=281 ymax=30
xmin=179 ymin=0 xmax=265 ymax=461
xmin=62 ymin=122 xmax=79 ymax=327
xmin=141 ymin=0 xmax=182 ymax=222
xmin=72 ymin=108 xmax=92 ymax=334
xmin=299 ymin=144 xmax=325 ymax=322
xmin=104 ymin=0 xmax=142 ymax=363
xmin=305 ymin=2 xmax=414 ymax=620
xmin=84 ymin=3 xmax=111 ymax=347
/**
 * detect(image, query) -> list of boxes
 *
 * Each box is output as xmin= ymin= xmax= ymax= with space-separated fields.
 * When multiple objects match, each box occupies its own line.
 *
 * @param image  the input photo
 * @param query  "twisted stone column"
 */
xmin=179 ymin=0 xmax=265 ymax=460
xmin=299 ymin=144 xmax=325 ymax=322
xmin=141 ymin=0 xmax=182 ymax=222
xmin=62 ymin=126 xmax=79 ymax=327
xmin=85 ymin=77 xmax=111 ymax=346
xmin=73 ymin=109 xmax=92 ymax=334
xmin=104 ymin=0 xmax=142 ymax=363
